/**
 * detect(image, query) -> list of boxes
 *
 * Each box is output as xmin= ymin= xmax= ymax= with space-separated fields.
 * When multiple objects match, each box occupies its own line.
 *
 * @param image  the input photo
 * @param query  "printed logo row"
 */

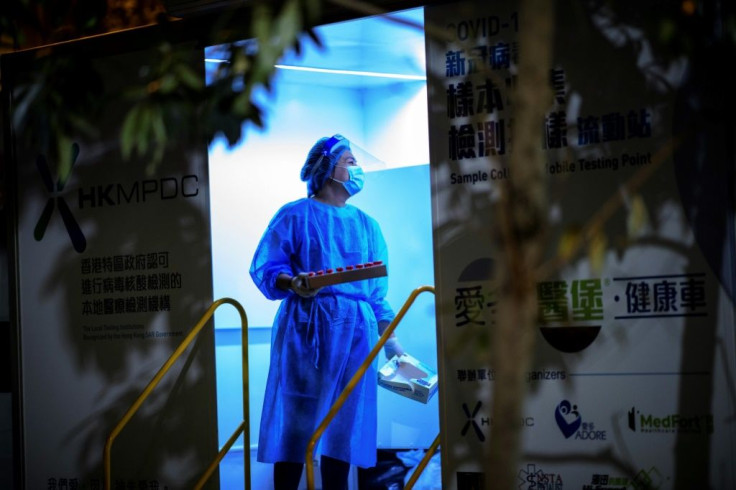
xmin=458 ymin=464 xmax=666 ymax=490
xmin=460 ymin=400 xmax=713 ymax=443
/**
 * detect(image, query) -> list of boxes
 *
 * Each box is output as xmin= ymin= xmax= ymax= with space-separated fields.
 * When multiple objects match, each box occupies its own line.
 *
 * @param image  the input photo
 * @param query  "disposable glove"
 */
xmin=290 ymin=273 xmax=322 ymax=298
xmin=383 ymin=336 xmax=405 ymax=360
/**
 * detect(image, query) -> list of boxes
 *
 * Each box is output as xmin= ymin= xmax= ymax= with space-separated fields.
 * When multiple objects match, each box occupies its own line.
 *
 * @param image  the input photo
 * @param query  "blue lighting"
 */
xmin=273 ymin=64 xmax=426 ymax=81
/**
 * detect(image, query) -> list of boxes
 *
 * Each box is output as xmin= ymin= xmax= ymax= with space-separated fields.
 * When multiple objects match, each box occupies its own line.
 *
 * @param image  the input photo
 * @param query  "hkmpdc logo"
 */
xmin=34 ymin=143 xmax=86 ymax=253
xmin=461 ymin=401 xmax=487 ymax=442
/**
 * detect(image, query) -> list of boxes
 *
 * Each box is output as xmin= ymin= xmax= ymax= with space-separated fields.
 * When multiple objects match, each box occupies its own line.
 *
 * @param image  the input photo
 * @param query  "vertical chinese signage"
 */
xmin=6 ymin=42 xmax=219 ymax=488
xmin=426 ymin=1 xmax=736 ymax=489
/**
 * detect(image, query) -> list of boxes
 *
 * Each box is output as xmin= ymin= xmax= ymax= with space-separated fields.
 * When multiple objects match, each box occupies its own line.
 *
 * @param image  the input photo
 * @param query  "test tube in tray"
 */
xmin=303 ymin=261 xmax=387 ymax=289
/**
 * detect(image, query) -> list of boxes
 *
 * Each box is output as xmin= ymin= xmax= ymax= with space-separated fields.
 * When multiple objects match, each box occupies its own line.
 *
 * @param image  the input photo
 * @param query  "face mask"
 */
xmin=333 ymin=165 xmax=365 ymax=196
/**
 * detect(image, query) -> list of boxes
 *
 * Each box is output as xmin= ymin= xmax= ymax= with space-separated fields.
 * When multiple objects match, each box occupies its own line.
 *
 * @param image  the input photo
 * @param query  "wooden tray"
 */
xmin=303 ymin=261 xmax=387 ymax=288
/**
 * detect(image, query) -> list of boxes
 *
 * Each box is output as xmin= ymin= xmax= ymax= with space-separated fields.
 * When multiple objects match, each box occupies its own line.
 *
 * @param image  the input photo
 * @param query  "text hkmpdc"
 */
xmin=78 ymin=175 xmax=199 ymax=208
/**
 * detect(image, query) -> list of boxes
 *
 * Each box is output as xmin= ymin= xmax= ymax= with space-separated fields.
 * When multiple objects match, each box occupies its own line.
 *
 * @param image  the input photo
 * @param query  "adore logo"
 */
xmin=34 ymin=144 xmax=87 ymax=253
xmin=555 ymin=400 xmax=581 ymax=438
xmin=555 ymin=399 xmax=608 ymax=441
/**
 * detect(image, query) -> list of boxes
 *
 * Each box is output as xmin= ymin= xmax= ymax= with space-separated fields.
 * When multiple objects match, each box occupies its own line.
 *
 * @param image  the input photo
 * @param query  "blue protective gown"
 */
xmin=250 ymin=198 xmax=394 ymax=468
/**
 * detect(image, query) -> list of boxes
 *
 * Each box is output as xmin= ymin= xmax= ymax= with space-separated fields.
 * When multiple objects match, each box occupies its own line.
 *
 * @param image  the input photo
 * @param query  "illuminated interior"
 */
xmin=205 ymin=6 xmax=438 ymax=488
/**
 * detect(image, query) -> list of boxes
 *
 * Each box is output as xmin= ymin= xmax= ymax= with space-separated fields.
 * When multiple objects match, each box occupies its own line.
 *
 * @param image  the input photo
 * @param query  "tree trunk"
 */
xmin=487 ymin=0 xmax=554 ymax=487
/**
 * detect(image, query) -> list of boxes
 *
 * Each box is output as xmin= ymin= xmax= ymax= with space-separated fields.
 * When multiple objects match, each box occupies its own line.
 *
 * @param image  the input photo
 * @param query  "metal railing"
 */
xmin=305 ymin=285 xmax=437 ymax=490
xmin=404 ymin=434 xmax=441 ymax=489
xmin=103 ymin=297 xmax=250 ymax=490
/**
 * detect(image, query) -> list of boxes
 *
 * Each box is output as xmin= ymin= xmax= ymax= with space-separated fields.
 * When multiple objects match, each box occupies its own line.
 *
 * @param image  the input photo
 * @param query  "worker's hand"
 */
xmin=383 ymin=336 xmax=405 ymax=360
xmin=290 ymin=273 xmax=322 ymax=298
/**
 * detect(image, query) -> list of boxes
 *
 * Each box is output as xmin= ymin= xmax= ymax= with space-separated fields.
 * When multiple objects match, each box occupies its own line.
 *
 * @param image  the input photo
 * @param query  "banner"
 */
xmin=6 ymin=43 xmax=218 ymax=489
xmin=426 ymin=2 xmax=736 ymax=488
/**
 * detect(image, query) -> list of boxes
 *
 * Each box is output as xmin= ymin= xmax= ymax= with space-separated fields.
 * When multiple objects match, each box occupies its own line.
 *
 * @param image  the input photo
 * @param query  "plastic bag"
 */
xmin=397 ymin=449 xmax=442 ymax=490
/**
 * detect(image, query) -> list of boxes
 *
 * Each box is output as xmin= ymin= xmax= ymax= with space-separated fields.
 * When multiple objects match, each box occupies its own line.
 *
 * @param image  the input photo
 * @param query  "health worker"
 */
xmin=250 ymin=134 xmax=404 ymax=490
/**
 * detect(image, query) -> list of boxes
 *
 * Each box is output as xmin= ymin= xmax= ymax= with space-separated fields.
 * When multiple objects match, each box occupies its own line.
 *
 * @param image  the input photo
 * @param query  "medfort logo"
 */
xmin=34 ymin=144 xmax=86 ymax=253
xmin=627 ymin=406 xmax=713 ymax=434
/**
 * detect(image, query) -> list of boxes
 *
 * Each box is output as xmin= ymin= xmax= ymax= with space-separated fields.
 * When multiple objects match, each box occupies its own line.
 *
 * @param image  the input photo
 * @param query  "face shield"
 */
xmin=345 ymin=140 xmax=387 ymax=172
xmin=300 ymin=134 xmax=388 ymax=196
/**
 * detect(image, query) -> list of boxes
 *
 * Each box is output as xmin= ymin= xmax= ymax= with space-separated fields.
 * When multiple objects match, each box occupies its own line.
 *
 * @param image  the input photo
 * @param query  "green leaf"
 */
xmin=588 ymin=231 xmax=608 ymax=275
xmin=151 ymin=107 xmax=166 ymax=148
xmin=56 ymin=134 xmax=73 ymax=185
xmin=175 ymin=63 xmax=204 ymax=90
xmin=252 ymin=3 xmax=273 ymax=42
xmin=232 ymin=51 xmax=250 ymax=76
xmin=158 ymin=74 xmax=177 ymax=94
xmin=136 ymin=105 xmax=154 ymax=157
xmin=659 ymin=18 xmax=677 ymax=44
xmin=557 ymin=224 xmax=582 ymax=262
xmin=304 ymin=0 xmax=322 ymax=21
xmin=232 ymin=91 xmax=252 ymax=116
xmin=275 ymin=0 xmax=302 ymax=48
xmin=121 ymin=104 xmax=142 ymax=160
xmin=627 ymin=194 xmax=649 ymax=238
xmin=67 ymin=113 xmax=99 ymax=138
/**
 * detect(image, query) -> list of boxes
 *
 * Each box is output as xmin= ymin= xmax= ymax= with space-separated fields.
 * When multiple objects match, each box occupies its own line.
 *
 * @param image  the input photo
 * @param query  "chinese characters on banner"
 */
xmin=426 ymin=1 xmax=735 ymax=489
xmin=80 ymin=252 xmax=178 ymax=318
xmin=10 ymin=45 xmax=219 ymax=488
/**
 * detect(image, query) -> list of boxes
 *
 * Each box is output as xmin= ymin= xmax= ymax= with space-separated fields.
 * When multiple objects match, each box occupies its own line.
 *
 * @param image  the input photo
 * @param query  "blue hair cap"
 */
xmin=300 ymin=134 xmax=351 ymax=196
